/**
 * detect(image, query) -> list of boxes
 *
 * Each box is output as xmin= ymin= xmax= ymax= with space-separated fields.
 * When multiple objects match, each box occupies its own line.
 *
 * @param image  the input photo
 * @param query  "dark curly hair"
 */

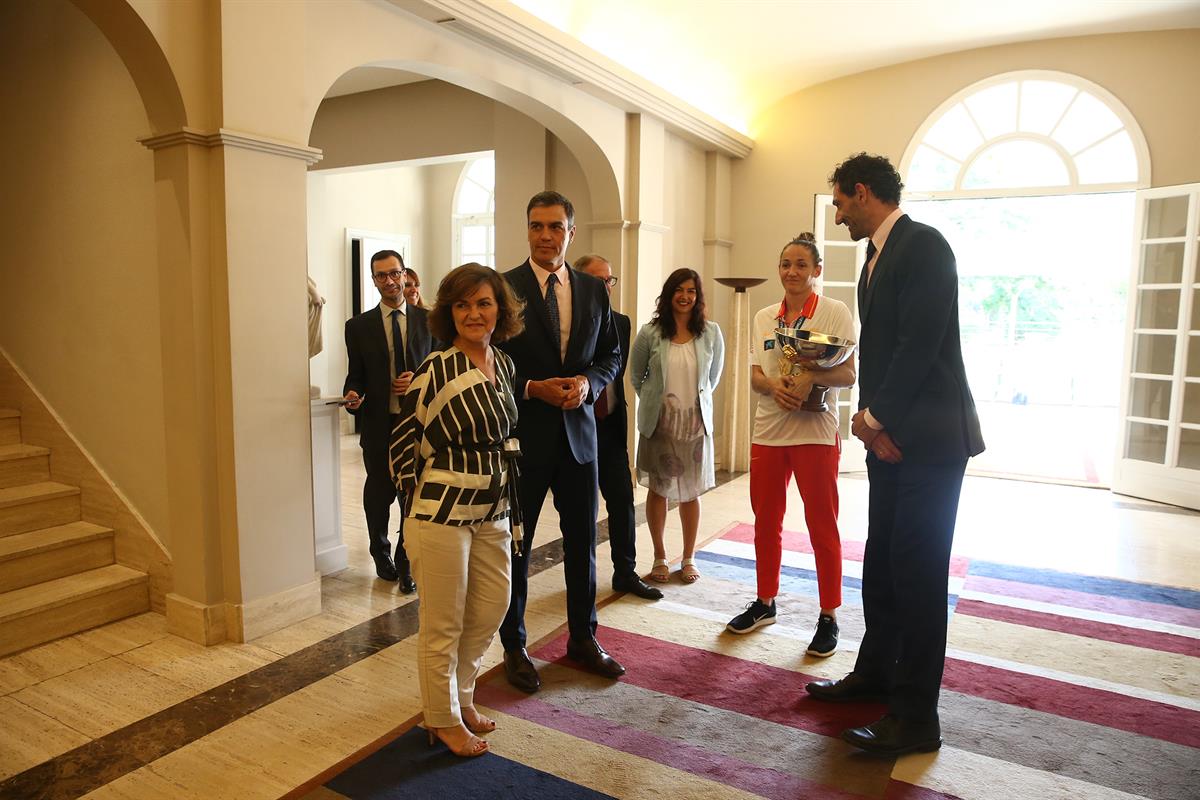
xmin=428 ymin=263 xmax=525 ymax=344
xmin=652 ymin=268 xmax=707 ymax=339
xmin=780 ymin=232 xmax=821 ymax=265
xmin=829 ymin=153 xmax=904 ymax=205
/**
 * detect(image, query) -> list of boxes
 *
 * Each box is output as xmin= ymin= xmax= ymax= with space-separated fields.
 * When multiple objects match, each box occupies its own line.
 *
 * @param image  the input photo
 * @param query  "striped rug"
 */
xmin=305 ymin=522 xmax=1200 ymax=799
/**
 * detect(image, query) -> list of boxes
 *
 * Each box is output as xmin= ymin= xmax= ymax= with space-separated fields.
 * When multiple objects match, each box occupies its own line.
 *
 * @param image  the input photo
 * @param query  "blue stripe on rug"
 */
xmin=966 ymin=561 xmax=1200 ymax=609
xmin=696 ymin=550 xmax=962 ymax=609
xmin=326 ymin=727 xmax=616 ymax=799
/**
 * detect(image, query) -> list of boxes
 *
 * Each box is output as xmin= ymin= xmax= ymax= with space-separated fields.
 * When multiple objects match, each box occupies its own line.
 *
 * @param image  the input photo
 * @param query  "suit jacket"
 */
xmin=601 ymin=311 xmax=633 ymax=431
xmin=857 ymin=214 xmax=985 ymax=464
xmin=342 ymin=303 xmax=435 ymax=455
xmin=629 ymin=321 xmax=725 ymax=439
xmin=498 ymin=260 xmax=621 ymax=465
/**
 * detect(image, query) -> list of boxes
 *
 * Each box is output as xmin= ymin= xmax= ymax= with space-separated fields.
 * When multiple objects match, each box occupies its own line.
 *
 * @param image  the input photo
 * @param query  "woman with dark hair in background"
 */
xmin=629 ymin=268 xmax=724 ymax=584
xmin=390 ymin=262 xmax=525 ymax=758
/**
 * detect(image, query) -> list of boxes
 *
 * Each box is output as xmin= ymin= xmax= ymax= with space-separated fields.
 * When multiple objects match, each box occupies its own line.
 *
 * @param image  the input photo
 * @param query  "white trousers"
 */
xmin=404 ymin=515 xmax=512 ymax=728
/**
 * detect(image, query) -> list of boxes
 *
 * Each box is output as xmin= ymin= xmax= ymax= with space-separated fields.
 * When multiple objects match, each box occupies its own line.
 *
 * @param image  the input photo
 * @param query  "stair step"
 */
xmin=0 ymin=409 xmax=18 ymax=446
xmin=0 ymin=443 xmax=51 ymax=488
xmin=0 ymin=482 xmax=81 ymax=537
xmin=0 ymin=522 xmax=114 ymax=593
xmin=0 ymin=564 xmax=148 ymax=657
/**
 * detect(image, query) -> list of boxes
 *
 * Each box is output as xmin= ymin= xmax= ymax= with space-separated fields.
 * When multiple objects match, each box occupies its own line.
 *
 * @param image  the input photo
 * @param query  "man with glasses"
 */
xmin=342 ymin=250 xmax=435 ymax=592
xmin=575 ymin=254 xmax=662 ymax=601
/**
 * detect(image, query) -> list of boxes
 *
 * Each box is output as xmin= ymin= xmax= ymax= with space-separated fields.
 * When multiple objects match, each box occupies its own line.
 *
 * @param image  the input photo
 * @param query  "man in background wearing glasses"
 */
xmin=575 ymin=254 xmax=663 ymax=601
xmin=342 ymin=249 xmax=435 ymax=592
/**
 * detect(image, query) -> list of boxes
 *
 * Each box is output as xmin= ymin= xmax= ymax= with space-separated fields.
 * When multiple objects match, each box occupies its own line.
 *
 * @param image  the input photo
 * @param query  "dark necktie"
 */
xmin=545 ymin=273 xmax=561 ymax=358
xmin=391 ymin=309 xmax=407 ymax=375
xmin=864 ymin=241 xmax=878 ymax=283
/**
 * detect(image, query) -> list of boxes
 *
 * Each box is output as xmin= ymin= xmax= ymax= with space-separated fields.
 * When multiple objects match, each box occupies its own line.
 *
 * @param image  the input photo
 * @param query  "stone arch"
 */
xmin=69 ymin=0 xmax=188 ymax=133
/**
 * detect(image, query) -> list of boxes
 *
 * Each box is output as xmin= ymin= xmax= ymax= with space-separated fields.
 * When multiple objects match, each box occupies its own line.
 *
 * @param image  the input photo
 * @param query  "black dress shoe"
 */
xmin=504 ymin=648 xmax=541 ymax=694
xmin=841 ymin=714 xmax=942 ymax=757
xmin=565 ymin=637 xmax=626 ymax=678
xmin=805 ymin=671 xmax=888 ymax=703
xmin=373 ymin=556 xmax=398 ymax=582
xmin=613 ymin=574 xmax=664 ymax=600
xmin=396 ymin=557 xmax=416 ymax=594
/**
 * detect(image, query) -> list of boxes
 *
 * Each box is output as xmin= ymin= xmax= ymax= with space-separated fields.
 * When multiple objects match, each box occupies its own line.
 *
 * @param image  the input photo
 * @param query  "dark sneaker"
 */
xmin=806 ymin=614 xmax=839 ymax=657
xmin=726 ymin=599 xmax=776 ymax=634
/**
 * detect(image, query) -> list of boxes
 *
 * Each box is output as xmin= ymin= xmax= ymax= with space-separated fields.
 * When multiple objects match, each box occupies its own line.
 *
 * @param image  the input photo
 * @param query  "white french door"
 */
xmin=814 ymin=195 xmax=867 ymax=472
xmin=1112 ymin=184 xmax=1200 ymax=509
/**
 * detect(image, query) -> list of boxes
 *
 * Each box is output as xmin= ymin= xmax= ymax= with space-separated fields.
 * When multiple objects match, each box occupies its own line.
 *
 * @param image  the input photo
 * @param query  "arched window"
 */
xmin=453 ymin=156 xmax=495 ymax=267
xmin=900 ymin=71 xmax=1149 ymax=198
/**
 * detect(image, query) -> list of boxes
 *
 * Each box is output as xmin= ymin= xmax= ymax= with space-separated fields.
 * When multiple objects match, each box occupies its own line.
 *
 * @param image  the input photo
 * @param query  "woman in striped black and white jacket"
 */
xmin=390 ymin=262 xmax=525 ymax=759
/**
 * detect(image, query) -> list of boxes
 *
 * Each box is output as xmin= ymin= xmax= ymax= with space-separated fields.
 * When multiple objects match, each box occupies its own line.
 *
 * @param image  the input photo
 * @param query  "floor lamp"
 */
xmin=715 ymin=277 xmax=766 ymax=472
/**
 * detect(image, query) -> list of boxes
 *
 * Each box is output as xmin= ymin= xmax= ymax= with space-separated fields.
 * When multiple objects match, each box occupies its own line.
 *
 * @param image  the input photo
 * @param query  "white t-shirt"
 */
xmin=751 ymin=296 xmax=855 ymax=447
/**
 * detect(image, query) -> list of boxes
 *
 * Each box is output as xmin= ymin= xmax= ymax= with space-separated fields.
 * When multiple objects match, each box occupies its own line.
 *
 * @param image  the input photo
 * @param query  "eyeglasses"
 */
xmin=372 ymin=270 xmax=404 ymax=284
xmin=602 ymin=276 xmax=619 ymax=287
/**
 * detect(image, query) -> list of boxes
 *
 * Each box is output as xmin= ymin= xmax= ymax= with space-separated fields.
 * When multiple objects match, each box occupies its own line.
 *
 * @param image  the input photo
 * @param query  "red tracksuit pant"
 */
xmin=749 ymin=442 xmax=842 ymax=610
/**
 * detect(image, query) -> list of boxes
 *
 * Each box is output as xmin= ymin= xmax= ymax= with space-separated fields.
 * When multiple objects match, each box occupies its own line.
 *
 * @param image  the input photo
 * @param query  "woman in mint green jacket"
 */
xmin=630 ymin=268 xmax=725 ymax=584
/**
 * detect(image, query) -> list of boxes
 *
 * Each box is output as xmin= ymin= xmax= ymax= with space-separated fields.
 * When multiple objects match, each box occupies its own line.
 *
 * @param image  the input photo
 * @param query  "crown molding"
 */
xmin=139 ymin=127 xmax=324 ymax=165
xmin=703 ymin=238 xmax=734 ymax=249
xmin=405 ymin=0 xmax=753 ymax=159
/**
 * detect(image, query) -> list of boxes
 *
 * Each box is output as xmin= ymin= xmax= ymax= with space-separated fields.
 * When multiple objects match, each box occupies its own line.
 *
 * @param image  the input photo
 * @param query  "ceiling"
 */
xmin=330 ymin=1 xmax=1200 ymax=136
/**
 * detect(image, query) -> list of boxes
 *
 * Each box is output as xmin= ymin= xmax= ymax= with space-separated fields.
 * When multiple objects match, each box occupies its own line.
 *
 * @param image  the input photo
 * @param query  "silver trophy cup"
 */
xmin=774 ymin=328 xmax=856 ymax=412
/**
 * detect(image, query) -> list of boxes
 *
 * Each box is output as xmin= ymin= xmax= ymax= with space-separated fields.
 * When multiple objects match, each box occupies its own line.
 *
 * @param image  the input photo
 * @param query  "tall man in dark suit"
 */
xmin=341 ymin=250 xmax=435 ymax=593
xmin=805 ymin=154 xmax=985 ymax=756
xmin=497 ymin=192 xmax=626 ymax=692
xmin=575 ymin=254 xmax=663 ymax=601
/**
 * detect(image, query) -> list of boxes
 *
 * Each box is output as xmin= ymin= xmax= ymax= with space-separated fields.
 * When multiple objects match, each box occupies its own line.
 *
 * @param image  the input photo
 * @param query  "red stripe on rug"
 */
xmin=476 ymin=682 xmax=877 ymax=800
xmin=534 ymin=629 xmax=883 ymax=740
xmin=964 ymin=574 xmax=1200 ymax=628
xmin=885 ymin=782 xmax=965 ymax=800
xmin=940 ymin=655 xmax=1200 ymax=748
xmin=720 ymin=523 xmax=970 ymax=577
xmin=535 ymin=627 xmax=1200 ymax=749
xmin=955 ymin=598 xmax=1200 ymax=656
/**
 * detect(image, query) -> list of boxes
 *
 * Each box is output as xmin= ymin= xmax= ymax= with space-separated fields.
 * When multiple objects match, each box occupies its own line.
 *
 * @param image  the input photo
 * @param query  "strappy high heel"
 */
xmin=461 ymin=707 xmax=497 ymax=735
xmin=427 ymin=725 xmax=489 ymax=757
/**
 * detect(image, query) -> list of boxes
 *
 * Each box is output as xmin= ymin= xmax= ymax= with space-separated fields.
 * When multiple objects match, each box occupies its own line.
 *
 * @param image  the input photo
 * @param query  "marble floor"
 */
xmin=0 ymin=435 xmax=1195 ymax=799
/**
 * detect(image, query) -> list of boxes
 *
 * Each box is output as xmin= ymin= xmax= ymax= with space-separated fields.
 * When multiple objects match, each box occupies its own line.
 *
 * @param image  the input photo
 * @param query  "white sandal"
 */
xmin=649 ymin=559 xmax=670 ymax=583
xmin=680 ymin=558 xmax=701 ymax=583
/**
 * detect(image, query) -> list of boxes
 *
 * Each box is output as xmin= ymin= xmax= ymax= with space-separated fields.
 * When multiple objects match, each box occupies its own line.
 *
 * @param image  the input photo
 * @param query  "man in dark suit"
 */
xmin=805 ymin=154 xmax=985 ymax=756
xmin=341 ymin=249 xmax=435 ymax=593
xmin=497 ymin=192 xmax=626 ymax=692
xmin=575 ymin=254 xmax=663 ymax=601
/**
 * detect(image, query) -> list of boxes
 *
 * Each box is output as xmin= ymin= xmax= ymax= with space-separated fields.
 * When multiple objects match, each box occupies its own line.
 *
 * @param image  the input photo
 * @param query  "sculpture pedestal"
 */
xmin=715 ymin=277 xmax=767 ymax=472
xmin=310 ymin=399 xmax=347 ymax=575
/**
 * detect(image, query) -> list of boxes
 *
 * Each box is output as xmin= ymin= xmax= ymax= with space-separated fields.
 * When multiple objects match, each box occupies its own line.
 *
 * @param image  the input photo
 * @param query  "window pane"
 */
xmin=1075 ymin=131 xmax=1137 ymax=185
xmin=1188 ymin=335 xmax=1200 ymax=378
xmin=466 ymin=157 xmax=495 ymax=191
xmin=963 ymin=82 xmax=1018 ymax=139
xmin=1183 ymin=383 xmax=1200 ymax=425
xmin=1194 ymin=288 xmax=1200 ymax=331
xmin=455 ymin=181 xmax=490 ymax=214
xmin=1129 ymin=377 xmax=1171 ymax=420
xmin=1133 ymin=333 xmax=1175 ymax=375
xmin=825 ymin=285 xmax=856 ymax=315
xmin=1052 ymin=91 xmax=1122 ymax=155
xmin=923 ymin=104 xmax=983 ymax=161
xmin=822 ymin=246 xmax=858 ymax=283
xmin=1135 ymin=289 xmax=1179 ymax=329
xmin=461 ymin=225 xmax=488 ymax=254
xmin=962 ymin=140 xmax=1068 ymax=190
xmin=1140 ymin=242 xmax=1185 ymax=284
xmin=1125 ymin=421 xmax=1167 ymax=463
xmin=1018 ymin=81 xmax=1078 ymax=135
xmin=1180 ymin=427 xmax=1200 ymax=469
xmin=907 ymin=145 xmax=958 ymax=191
xmin=1145 ymin=196 xmax=1190 ymax=239
xmin=823 ymin=204 xmax=851 ymax=241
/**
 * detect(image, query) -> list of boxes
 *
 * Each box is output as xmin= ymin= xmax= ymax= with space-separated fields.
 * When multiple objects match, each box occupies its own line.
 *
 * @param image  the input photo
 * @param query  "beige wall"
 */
xmin=0 ymin=0 xmax=170 ymax=543
xmin=731 ymin=29 xmax=1200 ymax=315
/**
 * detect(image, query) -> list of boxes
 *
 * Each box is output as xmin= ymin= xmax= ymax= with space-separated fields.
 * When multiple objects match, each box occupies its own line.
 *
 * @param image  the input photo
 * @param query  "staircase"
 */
xmin=0 ymin=408 xmax=148 ymax=657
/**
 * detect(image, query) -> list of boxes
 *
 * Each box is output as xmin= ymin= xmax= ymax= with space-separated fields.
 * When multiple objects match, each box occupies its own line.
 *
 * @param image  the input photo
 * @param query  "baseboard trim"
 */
xmin=224 ymin=575 xmax=323 ymax=643
xmin=166 ymin=592 xmax=227 ymax=645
